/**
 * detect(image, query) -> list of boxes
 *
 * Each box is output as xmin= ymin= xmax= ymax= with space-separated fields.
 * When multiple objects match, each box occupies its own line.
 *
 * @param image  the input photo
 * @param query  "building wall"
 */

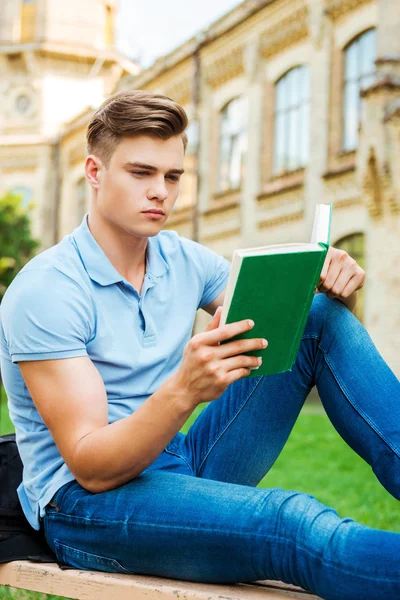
xmin=117 ymin=0 xmax=400 ymax=373
xmin=0 ymin=0 xmax=135 ymax=249
xmin=44 ymin=0 xmax=116 ymax=50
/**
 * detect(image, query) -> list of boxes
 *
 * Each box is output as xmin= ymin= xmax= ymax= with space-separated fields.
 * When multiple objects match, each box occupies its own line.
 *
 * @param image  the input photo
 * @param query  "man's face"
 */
xmin=91 ymin=135 xmax=185 ymax=239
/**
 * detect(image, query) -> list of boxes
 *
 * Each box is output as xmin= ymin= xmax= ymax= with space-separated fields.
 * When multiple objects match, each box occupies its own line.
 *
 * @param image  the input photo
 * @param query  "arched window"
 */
xmin=9 ymin=186 xmax=32 ymax=209
xmin=218 ymin=96 xmax=247 ymax=193
xmin=274 ymin=65 xmax=310 ymax=174
xmin=76 ymin=178 xmax=88 ymax=223
xmin=343 ymin=29 xmax=376 ymax=151
xmin=335 ymin=233 xmax=365 ymax=322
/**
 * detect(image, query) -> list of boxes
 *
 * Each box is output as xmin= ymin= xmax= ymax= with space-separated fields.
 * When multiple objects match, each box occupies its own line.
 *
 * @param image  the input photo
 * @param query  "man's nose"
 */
xmin=147 ymin=177 xmax=168 ymax=201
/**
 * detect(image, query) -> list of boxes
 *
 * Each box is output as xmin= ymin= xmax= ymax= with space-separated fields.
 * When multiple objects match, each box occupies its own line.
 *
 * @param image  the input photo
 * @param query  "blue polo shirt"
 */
xmin=0 ymin=215 xmax=230 ymax=530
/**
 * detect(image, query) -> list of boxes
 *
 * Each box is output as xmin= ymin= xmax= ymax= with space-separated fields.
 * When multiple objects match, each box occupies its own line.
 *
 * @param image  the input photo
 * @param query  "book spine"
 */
xmin=286 ymin=247 xmax=329 ymax=370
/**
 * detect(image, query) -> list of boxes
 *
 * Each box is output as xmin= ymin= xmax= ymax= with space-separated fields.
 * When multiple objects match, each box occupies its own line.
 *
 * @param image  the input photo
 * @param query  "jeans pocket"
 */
xmin=54 ymin=540 xmax=132 ymax=575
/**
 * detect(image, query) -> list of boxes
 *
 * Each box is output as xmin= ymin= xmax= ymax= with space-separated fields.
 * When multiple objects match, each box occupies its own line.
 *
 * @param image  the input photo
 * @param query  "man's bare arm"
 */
xmin=202 ymin=289 xmax=225 ymax=316
xmin=18 ymin=311 xmax=264 ymax=494
xmin=19 ymin=356 xmax=195 ymax=494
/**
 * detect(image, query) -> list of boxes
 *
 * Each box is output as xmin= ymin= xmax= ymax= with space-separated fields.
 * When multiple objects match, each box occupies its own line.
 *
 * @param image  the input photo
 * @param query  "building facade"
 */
xmin=1 ymin=0 xmax=400 ymax=375
xmin=0 ymin=0 xmax=138 ymax=247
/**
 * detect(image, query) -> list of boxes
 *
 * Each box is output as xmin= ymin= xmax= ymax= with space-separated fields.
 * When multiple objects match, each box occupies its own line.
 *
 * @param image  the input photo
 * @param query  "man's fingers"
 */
xmin=319 ymin=252 xmax=331 ymax=283
xmin=201 ymin=318 xmax=255 ymax=346
xmin=325 ymin=268 xmax=351 ymax=297
xmin=223 ymin=354 xmax=261 ymax=372
xmin=216 ymin=336 xmax=267 ymax=359
xmin=204 ymin=306 xmax=222 ymax=332
xmin=340 ymin=274 xmax=363 ymax=299
xmin=225 ymin=367 xmax=252 ymax=385
xmin=318 ymin=261 xmax=341 ymax=294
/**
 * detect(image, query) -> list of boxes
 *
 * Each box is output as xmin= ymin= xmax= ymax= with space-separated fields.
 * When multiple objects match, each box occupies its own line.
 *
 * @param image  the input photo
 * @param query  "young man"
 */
xmin=0 ymin=90 xmax=399 ymax=600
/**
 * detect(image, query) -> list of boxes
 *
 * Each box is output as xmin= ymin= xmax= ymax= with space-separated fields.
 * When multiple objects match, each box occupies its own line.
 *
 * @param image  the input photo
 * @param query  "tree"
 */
xmin=0 ymin=192 xmax=40 ymax=302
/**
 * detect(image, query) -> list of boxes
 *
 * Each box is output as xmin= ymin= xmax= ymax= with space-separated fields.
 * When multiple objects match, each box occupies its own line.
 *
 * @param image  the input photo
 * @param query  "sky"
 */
xmin=117 ymin=0 xmax=243 ymax=67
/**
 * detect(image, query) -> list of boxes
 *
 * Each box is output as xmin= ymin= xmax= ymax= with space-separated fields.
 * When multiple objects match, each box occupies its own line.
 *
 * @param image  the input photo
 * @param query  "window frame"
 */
xmin=217 ymin=96 xmax=248 ymax=194
xmin=273 ymin=64 xmax=310 ymax=176
xmin=342 ymin=28 xmax=376 ymax=153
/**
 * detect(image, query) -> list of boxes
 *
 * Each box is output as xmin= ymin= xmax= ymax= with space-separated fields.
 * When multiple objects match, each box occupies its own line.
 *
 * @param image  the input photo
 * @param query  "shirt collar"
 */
xmin=71 ymin=214 xmax=168 ymax=287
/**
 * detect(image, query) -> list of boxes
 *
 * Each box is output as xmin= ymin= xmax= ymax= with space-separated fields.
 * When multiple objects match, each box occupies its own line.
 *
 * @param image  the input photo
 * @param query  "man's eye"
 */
xmin=131 ymin=171 xmax=148 ymax=176
xmin=167 ymin=175 xmax=179 ymax=182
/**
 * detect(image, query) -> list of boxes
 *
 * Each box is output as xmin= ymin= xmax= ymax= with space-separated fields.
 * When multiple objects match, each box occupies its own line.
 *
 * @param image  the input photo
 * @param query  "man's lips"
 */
xmin=142 ymin=209 xmax=165 ymax=215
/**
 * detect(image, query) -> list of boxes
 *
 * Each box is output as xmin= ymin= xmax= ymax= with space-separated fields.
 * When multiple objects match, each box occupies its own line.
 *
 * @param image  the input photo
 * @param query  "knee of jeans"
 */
xmin=305 ymin=294 xmax=356 ymax=340
xmin=275 ymin=490 xmax=360 ymax=562
xmin=273 ymin=489 xmax=338 ymax=536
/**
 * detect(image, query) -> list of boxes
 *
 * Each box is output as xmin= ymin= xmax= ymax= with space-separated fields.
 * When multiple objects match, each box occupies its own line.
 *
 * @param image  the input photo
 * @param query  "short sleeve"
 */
xmin=197 ymin=245 xmax=231 ymax=308
xmin=1 ymin=268 xmax=94 ymax=363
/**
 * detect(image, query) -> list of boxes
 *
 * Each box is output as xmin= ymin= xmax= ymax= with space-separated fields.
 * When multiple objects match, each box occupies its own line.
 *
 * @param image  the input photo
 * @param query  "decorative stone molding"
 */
xmin=202 ymin=226 xmax=241 ymax=243
xmin=163 ymin=76 xmax=192 ymax=105
xmin=381 ymin=162 xmax=400 ymax=215
xmin=323 ymin=170 xmax=361 ymax=207
xmin=363 ymin=148 xmax=381 ymax=217
xmin=260 ymin=4 xmax=308 ymax=60
xmin=257 ymin=185 xmax=304 ymax=229
xmin=204 ymin=45 xmax=244 ymax=88
xmin=361 ymin=75 xmax=400 ymax=98
xmin=384 ymin=98 xmax=400 ymax=122
xmin=324 ymin=0 xmax=373 ymax=21
xmin=362 ymin=147 xmax=390 ymax=217
xmin=258 ymin=209 xmax=304 ymax=229
xmin=201 ymin=201 xmax=241 ymax=242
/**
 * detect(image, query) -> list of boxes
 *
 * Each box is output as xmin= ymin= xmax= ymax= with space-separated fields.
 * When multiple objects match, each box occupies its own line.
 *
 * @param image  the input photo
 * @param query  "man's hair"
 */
xmin=86 ymin=90 xmax=188 ymax=165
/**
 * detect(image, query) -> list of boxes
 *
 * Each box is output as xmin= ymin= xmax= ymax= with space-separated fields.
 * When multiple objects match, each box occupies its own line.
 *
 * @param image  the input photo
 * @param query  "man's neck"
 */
xmin=87 ymin=212 xmax=148 ymax=290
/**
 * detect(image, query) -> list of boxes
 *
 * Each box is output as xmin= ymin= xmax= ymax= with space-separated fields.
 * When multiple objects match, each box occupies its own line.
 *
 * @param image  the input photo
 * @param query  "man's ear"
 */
xmin=85 ymin=154 xmax=104 ymax=189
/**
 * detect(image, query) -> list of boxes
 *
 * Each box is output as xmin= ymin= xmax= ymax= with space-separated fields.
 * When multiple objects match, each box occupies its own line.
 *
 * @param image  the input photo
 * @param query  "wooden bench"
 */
xmin=0 ymin=560 xmax=322 ymax=599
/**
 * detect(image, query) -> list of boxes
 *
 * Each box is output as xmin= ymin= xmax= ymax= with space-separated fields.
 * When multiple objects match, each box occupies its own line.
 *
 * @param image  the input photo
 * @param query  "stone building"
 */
xmin=0 ymin=0 xmax=138 ymax=247
xmin=1 ymin=0 xmax=400 ymax=376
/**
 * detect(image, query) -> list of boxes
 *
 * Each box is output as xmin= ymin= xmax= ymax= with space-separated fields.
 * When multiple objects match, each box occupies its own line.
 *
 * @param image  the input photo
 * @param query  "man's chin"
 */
xmin=126 ymin=219 xmax=168 ymax=238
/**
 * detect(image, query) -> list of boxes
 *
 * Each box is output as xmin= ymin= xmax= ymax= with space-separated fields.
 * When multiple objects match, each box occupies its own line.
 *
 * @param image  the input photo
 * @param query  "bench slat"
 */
xmin=0 ymin=561 xmax=321 ymax=600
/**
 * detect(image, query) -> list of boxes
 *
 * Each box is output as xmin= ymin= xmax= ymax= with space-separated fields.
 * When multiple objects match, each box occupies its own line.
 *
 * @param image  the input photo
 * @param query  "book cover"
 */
xmin=220 ymin=204 xmax=332 ymax=377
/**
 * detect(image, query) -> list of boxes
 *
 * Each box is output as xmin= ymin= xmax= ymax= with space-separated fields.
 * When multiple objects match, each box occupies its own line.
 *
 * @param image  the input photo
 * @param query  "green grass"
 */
xmin=0 ymin=591 xmax=73 ymax=600
xmin=0 ymin=384 xmax=14 ymax=435
xmin=1 ymin=393 xmax=399 ymax=598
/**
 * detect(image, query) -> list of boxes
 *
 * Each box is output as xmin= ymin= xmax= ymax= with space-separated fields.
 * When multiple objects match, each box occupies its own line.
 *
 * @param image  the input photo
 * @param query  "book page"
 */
xmin=310 ymin=204 xmax=332 ymax=245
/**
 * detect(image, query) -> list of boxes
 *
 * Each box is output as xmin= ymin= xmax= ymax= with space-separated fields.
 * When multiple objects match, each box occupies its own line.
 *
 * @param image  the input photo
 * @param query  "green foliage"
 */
xmin=0 ymin=192 xmax=40 ymax=301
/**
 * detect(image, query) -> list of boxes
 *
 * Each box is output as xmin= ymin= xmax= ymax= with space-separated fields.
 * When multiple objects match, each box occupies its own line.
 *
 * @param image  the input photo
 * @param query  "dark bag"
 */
xmin=0 ymin=433 xmax=57 ymax=564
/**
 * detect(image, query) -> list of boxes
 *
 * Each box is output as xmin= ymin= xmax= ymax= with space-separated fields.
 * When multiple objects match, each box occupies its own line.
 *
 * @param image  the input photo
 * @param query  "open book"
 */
xmin=220 ymin=203 xmax=332 ymax=376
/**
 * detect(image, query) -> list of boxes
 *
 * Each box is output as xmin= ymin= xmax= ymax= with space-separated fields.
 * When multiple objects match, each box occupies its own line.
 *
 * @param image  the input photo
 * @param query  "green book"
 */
xmin=220 ymin=203 xmax=333 ymax=376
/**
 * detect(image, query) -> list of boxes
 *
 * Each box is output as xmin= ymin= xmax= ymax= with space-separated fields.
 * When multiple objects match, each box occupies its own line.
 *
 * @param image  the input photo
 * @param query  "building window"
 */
xmin=343 ymin=29 xmax=376 ymax=152
xmin=21 ymin=0 xmax=36 ymax=42
xmin=76 ymin=178 xmax=87 ymax=223
xmin=218 ymin=96 xmax=247 ymax=193
xmin=274 ymin=65 xmax=310 ymax=174
xmin=9 ymin=186 xmax=32 ymax=209
xmin=335 ymin=233 xmax=365 ymax=322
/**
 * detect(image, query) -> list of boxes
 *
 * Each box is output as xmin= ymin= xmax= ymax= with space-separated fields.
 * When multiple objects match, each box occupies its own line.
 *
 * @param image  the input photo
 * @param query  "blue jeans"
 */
xmin=42 ymin=296 xmax=400 ymax=600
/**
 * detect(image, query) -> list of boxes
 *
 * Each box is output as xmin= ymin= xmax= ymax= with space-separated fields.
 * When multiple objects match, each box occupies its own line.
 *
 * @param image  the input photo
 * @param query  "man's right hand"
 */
xmin=171 ymin=307 xmax=268 ymax=406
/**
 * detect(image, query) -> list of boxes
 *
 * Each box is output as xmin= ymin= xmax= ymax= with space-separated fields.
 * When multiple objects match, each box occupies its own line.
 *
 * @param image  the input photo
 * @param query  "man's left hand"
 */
xmin=317 ymin=247 xmax=365 ymax=307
